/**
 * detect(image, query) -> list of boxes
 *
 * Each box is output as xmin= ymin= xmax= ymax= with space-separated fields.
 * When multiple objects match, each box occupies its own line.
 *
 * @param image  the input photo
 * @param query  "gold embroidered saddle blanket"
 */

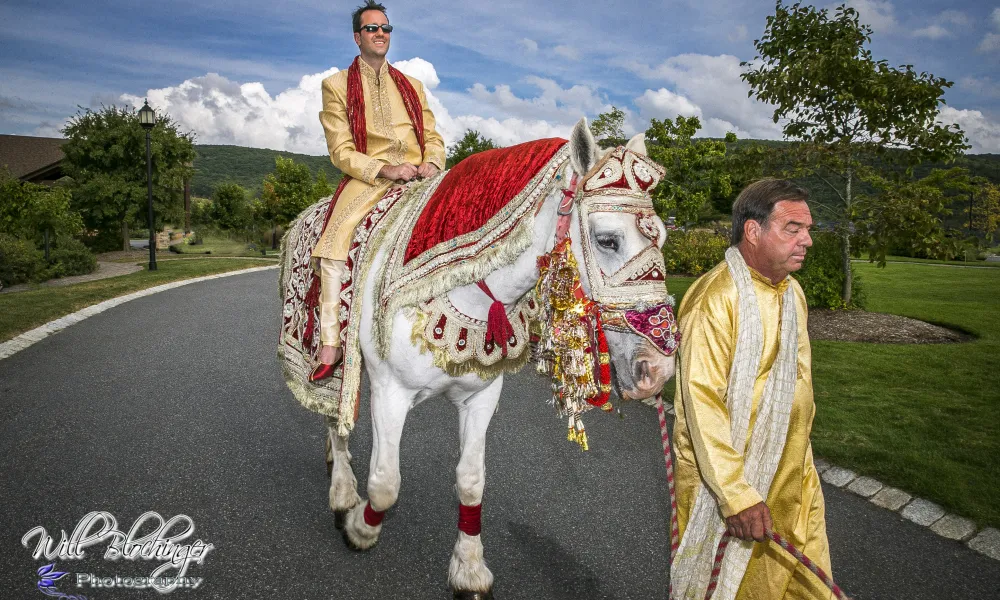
xmin=279 ymin=141 xmax=570 ymax=435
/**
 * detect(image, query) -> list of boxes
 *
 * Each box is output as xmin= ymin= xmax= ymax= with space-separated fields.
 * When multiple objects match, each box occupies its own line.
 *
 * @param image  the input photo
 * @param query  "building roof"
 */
xmin=0 ymin=134 xmax=67 ymax=180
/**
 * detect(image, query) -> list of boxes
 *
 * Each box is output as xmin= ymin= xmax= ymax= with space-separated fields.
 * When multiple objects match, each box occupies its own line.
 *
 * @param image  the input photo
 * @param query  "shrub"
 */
xmin=0 ymin=233 xmax=44 ymax=287
xmin=49 ymin=237 xmax=97 ymax=276
xmin=662 ymin=230 xmax=728 ymax=275
xmin=795 ymin=232 xmax=865 ymax=309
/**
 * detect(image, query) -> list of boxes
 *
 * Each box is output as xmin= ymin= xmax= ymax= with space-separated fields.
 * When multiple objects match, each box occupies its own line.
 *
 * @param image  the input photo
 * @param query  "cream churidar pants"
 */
xmin=318 ymin=258 xmax=347 ymax=347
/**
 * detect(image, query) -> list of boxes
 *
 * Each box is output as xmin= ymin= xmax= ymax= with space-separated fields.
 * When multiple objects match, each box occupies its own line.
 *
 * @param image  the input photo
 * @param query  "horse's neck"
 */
xmin=446 ymin=188 xmax=562 ymax=319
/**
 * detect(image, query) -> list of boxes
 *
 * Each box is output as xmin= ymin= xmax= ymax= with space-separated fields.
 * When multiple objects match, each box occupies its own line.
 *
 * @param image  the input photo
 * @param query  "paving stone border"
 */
xmin=0 ymin=265 xmax=278 ymax=361
xmin=816 ymin=455 xmax=998 ymax=561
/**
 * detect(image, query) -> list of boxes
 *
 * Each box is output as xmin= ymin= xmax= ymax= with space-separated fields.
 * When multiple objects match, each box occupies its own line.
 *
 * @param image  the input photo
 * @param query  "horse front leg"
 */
xmin=449 ymin=377 xmax=503 ymax=600
xmin=342 ymin=379 xmax=411 ymax=551
xmin=327 ymin=418 xmax=361 ymax=530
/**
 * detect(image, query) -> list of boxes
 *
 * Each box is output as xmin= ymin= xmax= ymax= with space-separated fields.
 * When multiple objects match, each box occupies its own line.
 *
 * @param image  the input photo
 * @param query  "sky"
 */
xmin=1 ymin=0 xmax=999 ymax=154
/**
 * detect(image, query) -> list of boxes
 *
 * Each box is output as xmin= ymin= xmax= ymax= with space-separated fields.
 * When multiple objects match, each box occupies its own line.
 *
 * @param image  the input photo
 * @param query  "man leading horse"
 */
xmin=310 ymin=0 xmax=446 ymax=381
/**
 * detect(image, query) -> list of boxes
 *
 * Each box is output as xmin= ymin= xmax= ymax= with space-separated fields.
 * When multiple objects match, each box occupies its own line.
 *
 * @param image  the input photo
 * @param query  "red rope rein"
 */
xmin=655 ymin=396 xmax=850 ymax=600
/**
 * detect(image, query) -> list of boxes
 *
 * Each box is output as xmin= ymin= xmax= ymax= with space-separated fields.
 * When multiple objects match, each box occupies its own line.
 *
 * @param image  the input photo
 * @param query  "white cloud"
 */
xmin=392 ymin=57 xmax=440 ymax=90
xmin=553 ymin=45 xmax=579 ymax=61
xmin=839 ymin=0 xmax=897 ymax=32
xmin=518 ymin=38 xmax=538 ymax=54
xmin=466 ymin=76 xmax=608 ymax=123
xmin=938 ymin=106 xmax=1000 ymax=154
xmin=728 ymin=24 xmax=748 ymax=43
xmin=122 ymin=68 xmax=339 ymax=154
xmin=993 ymin=7 xmax=1000 ymax=29
xmin=937 ymin=10 xmax=971 ymax=27
xmin=980 ymin=32 xmax=1000 ymax=52
xmin=624 ymin=53 xmax=783 ymax=140
xmin=913 ymin=24 xmax=950 ymax=40
xmin=912 ymin=9 xmax=971 ymax=40
xmin=634 ymin=89 xmax=700 ymax=120
xmin=120 ymin=58 xmax=592 ymax=155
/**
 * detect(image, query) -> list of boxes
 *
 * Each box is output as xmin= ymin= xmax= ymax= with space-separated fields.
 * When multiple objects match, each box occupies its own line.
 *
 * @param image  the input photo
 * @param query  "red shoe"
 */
xmin=309 ymin=362 xmax=338 ymax=383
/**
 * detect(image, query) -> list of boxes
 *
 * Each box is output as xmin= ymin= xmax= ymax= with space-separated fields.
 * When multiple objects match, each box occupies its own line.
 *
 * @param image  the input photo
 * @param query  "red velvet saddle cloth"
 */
xmin=404 ymin=137 xmax=567 ymax=264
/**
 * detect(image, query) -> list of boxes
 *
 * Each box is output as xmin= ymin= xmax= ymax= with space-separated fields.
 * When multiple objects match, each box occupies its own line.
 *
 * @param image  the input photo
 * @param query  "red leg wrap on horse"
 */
xmin=363 ymin=501 xmax=384 ymax=527
xmin=458 ymin=503 xmax=482 ymax=536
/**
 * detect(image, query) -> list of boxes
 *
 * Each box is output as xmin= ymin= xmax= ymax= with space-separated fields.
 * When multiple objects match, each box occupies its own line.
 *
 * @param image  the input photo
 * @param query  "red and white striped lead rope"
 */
xmin=655 ymin=396 xmax=851 ymax=600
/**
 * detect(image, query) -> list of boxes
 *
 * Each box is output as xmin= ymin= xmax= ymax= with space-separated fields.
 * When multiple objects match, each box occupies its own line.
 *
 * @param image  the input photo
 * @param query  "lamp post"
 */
xmin=138 ymin=99 xmax=157 ymax=271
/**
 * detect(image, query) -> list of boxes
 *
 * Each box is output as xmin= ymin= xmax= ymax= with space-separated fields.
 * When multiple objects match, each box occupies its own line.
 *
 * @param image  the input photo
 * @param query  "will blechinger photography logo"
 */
xmin=22 ymin=511 xmax=214 ymax=596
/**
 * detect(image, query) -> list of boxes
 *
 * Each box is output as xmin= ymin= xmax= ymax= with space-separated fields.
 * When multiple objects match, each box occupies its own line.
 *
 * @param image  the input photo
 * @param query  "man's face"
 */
xmin=354 ymin=10 xmax=390 ymax=59
xmin=755 ymin=200 xmax=813 ymax=277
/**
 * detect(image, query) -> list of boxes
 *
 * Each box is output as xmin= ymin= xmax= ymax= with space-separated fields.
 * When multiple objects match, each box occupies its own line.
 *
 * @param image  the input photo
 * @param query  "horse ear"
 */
xmin=625 ymin=133 xmax=647 ymax=156
xmin=569 ymin=118 xmax=598 ymax=177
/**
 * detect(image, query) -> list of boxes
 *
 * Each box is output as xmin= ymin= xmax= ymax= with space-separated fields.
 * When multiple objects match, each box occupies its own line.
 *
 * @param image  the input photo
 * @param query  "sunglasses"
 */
xmin=358 ymin=24 xmax=393 ymax=33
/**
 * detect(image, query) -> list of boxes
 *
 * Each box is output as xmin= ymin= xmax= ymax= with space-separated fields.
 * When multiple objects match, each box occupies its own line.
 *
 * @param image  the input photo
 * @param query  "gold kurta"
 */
xmin=673 ymin=260 xmax=832 ymax=599
xmin=312 ymin=58 xmax=446 ymax=260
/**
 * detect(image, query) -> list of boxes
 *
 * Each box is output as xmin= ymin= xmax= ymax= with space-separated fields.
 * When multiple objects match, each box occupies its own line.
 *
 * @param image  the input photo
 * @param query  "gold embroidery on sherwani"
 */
xmin=312 ymin=58 xmax=446 ymax=261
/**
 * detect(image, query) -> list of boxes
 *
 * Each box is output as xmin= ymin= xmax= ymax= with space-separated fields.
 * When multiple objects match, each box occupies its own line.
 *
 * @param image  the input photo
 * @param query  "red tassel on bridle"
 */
xmin=476 ymin=280 xmax=514 ymax=357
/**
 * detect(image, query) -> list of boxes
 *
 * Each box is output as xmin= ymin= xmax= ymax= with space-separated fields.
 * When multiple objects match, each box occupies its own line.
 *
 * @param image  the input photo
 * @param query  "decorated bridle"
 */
xmin=534 ymin=146 xmax=681 ymax=449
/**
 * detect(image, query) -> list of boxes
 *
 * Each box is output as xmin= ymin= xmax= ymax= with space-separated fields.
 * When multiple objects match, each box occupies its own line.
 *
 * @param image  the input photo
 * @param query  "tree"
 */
xmin=312 ymin=169 xmax=335 ymax=201
xmin=446 ymin=130 xmax=498 ymax=169
xmin=741 ymin=1 xmax=968 ymax=304
xmin=644 ymin=115 xmax=737 ymax=224
xmin=257 ymin=156 xmax=325 ymax=249
xmin=972 ymin=181 xmax=1000 ymax=245
xmin=590 ymin=106 xmax=627 ymax=149
xmin=210 ymin=183 xmax=251 ymax=232
xmin=61 ymin=104 xmax=195 ymax=251
xmin=0 ymin=169 xmax=83 ymax=259
xmin=855 ymin=168 xmax=972 ymax=265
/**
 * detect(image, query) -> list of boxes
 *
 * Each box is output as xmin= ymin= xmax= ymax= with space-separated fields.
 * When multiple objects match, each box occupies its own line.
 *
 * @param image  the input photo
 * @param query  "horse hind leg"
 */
xmin=327 ymin=422 xmax=361 ymax=530
xmin=342 ymin=379 xmax=411 ymax=551
xmin=449 ymin=378 xmax=503 ymax=599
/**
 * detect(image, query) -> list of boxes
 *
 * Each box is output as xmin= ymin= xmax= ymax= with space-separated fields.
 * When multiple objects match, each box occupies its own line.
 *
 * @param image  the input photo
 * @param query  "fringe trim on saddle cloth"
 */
xmin=277 ymin=184 xmax=412 ymax=435
xmin=410 ymin=293 xmax=541 ymax=379
xmin=372 ymin=145 xmax=571 ymax=358
xmin=670 ymin=247 xmax=799 ymax=600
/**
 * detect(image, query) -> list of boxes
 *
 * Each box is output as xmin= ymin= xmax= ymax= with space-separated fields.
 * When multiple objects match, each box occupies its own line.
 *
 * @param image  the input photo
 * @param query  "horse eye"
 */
xmin=596 ymin=234 xmax=620 ymax=252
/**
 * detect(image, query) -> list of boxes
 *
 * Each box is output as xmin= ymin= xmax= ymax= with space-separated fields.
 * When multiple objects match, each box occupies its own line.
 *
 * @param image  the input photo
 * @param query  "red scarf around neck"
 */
xmin=303 ymin=56 xmax=427 ymax=347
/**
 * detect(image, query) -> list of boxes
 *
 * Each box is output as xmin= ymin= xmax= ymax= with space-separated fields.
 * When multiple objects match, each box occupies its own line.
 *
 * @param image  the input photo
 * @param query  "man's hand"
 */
xmin=725 ymin=502 xmax=773 ymax=542
xmin=416 ymin=162 xmax=440 ymax=179
xmin=379 ymin=163 xmax=419 ymax=183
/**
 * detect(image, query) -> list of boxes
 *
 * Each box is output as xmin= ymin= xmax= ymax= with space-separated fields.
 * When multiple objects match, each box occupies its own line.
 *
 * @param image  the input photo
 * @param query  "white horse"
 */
xmin=311 ymin=120 xmax=675 ymax=599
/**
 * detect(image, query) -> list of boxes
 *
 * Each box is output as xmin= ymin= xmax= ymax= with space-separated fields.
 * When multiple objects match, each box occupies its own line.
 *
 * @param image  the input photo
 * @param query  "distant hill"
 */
xmin=190 ymin=141 xmax=999 ymax=212
xmin=191 ymin=145 xmax=342 ymax=197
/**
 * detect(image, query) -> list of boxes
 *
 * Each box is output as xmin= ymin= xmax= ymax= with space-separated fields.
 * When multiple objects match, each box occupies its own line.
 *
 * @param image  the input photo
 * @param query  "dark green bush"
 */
xmin=795 ymin=232 xmax=865 ymax=309
xmin=49 ymin=237 xmax=97 ymax=276
xmin=662 ymin=230 xmax=729 ymax=275
xmin=0 ymin=233 xmax=44 ymax=287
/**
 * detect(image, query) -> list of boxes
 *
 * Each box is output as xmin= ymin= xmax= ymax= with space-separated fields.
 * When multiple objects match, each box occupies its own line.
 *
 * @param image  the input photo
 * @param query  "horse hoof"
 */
xmin=342 ymin=528 xmax=376 ymax=552
xmin=453 ymin=590 xmax=493 ymax=600
xmin=334 ymin=510 xmax=348 ymax=530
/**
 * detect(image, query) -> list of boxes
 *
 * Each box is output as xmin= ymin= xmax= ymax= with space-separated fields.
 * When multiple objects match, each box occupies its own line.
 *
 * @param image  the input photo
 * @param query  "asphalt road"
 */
xmin=1 ymin=270 xmax=998 ymax=599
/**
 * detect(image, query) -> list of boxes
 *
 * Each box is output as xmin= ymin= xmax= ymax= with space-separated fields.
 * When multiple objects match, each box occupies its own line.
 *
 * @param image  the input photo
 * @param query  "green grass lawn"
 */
xmin=858 ymin=255 xmax=1000 ymax=268
xmin=171 ymin=235 xmax=268 ymax=257
xmin=0 ymin=258 xmax=275 ymax=343
xmin=664 ymin=264 xmax=999 ymax=527
xmin=810 ymin=263 xmax=999 ymax=527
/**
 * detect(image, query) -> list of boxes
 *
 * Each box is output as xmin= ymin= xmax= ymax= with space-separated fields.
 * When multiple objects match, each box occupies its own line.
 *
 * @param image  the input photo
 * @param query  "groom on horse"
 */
xmin=309 ymin=0 xmax=446 ymax=381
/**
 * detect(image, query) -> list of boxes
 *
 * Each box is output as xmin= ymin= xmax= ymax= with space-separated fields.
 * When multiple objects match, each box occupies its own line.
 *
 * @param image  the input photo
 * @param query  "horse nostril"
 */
xmin=633 ymin=360 xmax=650 ymax=384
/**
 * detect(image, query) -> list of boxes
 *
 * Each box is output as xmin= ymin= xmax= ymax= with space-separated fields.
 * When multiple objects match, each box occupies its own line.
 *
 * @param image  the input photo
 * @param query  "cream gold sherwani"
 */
xmin=312 ymin=58 xmax=446 ymax=261
xmin=673 ymin=259 xmax=832 ymax=599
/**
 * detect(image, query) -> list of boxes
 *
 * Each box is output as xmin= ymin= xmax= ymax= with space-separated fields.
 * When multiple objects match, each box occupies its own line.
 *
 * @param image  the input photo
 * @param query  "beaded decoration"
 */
xmin=534 ymin=238 xmax=613 ymax=450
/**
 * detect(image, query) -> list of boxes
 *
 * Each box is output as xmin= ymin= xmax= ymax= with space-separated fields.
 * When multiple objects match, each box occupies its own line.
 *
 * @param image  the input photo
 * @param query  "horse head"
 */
xmin=565 ymin=118 xmax=678 ymax=401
